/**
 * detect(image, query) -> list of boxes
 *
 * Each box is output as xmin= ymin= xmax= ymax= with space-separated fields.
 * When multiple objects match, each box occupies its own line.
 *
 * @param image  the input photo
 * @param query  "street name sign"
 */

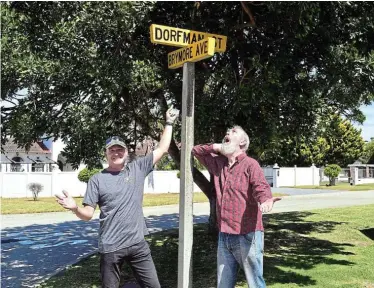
xmin=168 ymin=37 xmax=215 ymax=69
xmin=150 ymin=24 xmax=227 ymax=53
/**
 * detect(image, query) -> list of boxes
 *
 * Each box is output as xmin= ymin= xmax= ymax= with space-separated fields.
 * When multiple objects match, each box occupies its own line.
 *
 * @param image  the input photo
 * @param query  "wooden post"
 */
xmin=178 ymin=62 xmax=195 ymax=288
xmin=149 ymin=23 xmax=226 ymax=288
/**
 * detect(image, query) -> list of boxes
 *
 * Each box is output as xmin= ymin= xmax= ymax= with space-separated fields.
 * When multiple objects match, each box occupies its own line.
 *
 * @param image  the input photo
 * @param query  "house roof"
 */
xmin=0 ymin=154 xmax=56 ymax=164
xmin=1 ymin=139 xmax=51 ymax=154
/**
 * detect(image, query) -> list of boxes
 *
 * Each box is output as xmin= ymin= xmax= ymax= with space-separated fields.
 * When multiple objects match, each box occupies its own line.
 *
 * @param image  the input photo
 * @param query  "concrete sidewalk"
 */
xmin=1 ymin=191 xmax=374 ymax=287
xmin=272 ymin=187 xmax=354 ymax=196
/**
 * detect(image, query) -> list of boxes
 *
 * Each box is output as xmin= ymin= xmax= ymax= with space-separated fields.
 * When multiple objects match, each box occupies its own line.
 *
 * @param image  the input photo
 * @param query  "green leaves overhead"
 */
xmin=1 ymin=1 xmax=373 ymax=168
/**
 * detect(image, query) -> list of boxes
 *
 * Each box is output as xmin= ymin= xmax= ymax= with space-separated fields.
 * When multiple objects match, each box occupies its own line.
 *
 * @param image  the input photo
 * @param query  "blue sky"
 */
xmin=355 ymin=102 xmax=374 ymax=141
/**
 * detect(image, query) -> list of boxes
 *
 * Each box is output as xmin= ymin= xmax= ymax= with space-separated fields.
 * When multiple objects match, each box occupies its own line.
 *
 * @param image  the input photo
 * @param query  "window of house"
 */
xmin=11 ymin=157 xmax=24 ymax=172
xmin=32 ymin=160 xmax=44 ymax=172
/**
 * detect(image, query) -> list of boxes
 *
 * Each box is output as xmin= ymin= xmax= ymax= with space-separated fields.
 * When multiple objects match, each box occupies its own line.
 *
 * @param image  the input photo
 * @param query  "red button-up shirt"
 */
xmin=192 ymin=144 xmax=272 ymax=234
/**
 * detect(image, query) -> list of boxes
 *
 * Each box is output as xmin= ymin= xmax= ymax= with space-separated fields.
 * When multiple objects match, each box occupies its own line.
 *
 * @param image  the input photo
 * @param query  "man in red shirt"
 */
xmin=192 ymin=126 xmax=281 ymax=288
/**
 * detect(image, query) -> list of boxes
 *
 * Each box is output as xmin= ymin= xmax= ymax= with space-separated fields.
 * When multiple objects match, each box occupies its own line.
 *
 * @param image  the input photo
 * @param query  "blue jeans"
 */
xmin=217 ymin=231 xmax=266 ymax=288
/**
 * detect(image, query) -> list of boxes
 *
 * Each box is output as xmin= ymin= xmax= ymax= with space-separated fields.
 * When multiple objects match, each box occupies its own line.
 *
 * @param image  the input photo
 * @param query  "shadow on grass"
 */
xmin=148 ymin=211 xmax=354 ymax=288
xmin=260 ymin=212 xmax=354 ymax=287
xmin=360 ymin=228 xmax=374 ymax=241
xmin=37 ymin=211 xmax=355 ymax=288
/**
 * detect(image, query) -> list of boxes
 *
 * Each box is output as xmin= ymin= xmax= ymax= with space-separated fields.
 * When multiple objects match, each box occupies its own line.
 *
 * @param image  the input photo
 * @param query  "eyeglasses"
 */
xmin=105 ymin=136 xmax=124 ymax=144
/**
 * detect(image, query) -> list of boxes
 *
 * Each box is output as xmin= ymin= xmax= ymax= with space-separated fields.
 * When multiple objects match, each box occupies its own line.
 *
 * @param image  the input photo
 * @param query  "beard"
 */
xmin=221 ymin=141 xmax=237 ymax=156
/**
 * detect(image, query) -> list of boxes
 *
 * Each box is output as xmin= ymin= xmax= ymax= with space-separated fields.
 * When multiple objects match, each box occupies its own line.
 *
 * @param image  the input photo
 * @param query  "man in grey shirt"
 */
xmin=56 ymin=108 xmax=179 ymax=288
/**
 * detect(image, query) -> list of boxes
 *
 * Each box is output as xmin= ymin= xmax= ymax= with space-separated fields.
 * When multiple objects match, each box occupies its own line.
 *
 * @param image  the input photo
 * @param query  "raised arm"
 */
xmin=192 ymin=143 xmax=222 ymax=174
xmin=153 ymin=107 xmax=179 ymax=165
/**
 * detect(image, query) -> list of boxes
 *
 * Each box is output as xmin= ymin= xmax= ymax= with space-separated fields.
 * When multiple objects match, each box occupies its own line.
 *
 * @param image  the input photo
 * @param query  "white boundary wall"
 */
xmin=276 ymin=166 xmax=319 ymax=187
xmin=262 ymin=167 xmax=273 ymax=186
xmin=0 ymin=166 xmax=323 ymax=198
xmin=0 ymin=171 xmax=87 ymax=198
xmin=0 ymin=171 xmax=211 ymax=198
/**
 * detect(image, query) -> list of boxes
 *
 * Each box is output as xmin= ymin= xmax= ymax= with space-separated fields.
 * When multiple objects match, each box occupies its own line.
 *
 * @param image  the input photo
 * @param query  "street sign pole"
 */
xmin=178 ymin=62 xmax=195 ymax=288
xmin=149 ymin=24 xmax=226 ymax=288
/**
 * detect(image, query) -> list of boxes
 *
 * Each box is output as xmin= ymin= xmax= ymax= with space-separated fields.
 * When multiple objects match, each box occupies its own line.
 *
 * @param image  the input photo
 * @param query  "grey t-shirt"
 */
xmin=83 ymin=154 xmax=153 ymax=253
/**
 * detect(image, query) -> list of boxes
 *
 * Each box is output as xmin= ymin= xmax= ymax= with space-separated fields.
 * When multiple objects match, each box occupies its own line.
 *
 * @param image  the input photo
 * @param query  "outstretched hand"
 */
xmin=260 ymin=197 xmax=282 ymax=213
xmin=55 ymin=190 xmax=78 ymax=211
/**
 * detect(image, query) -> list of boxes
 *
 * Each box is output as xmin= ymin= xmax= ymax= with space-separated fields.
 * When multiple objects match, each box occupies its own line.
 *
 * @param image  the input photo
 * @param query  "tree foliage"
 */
xmin=78 ymin=167 xmax=102 ymax=183
xmin=2 ymin=1 xmax=374 ymax=192
xmin=27 ymin=182 xmax=44 ymax=201
xmin=322 ymin=115 xmax=365 ymax=167
xmin=155 ymin=155 xmax=179 ymax=171
xmin=261 ymin=114 xmax=365 ymax=167
xmin=361 ymin=139 xmax=374 ymax=164
xmin=156 ymin=155 xmax=206 ymax=171
xmin=324 ymin=164 xmax=342 ymax=186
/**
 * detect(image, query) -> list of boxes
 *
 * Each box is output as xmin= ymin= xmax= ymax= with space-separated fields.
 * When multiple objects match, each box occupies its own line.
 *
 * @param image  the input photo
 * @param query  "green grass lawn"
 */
xmin=0 ymin=192 xmax=286 ymax=214
xmin=286 ymin=182 xmax=374 ymax=191
xmin=0 ymin=193 xmax=209 ymax=214
xmin=39 ymin=205 xmax=374 ymax=288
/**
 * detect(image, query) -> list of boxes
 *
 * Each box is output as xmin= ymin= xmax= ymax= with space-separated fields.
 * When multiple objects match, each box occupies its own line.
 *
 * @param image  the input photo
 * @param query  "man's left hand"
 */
xmin=260 ymin=197 xmax=282 ymax=213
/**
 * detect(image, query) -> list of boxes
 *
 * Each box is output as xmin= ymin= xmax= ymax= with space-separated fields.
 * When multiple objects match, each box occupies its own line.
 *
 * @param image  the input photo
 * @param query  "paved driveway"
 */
xmin=1 ymin=213 xmax=208 ymax=288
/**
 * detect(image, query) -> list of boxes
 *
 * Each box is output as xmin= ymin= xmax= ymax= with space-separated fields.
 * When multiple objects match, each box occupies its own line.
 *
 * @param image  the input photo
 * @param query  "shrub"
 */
xmin=27 ymin=182 xmax=44 ymax=201
xmin=324 ymin=164 xmax=342 ymax=186
xmin=78 ymin=168 xmax=102 ymax=183
xmin=155 ymin=155 xmax=178 ymax=171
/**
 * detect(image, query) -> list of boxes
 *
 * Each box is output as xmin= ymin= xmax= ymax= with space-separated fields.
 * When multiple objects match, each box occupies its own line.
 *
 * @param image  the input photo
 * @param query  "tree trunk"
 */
xmin=329 ymin=176 xmax=336 ymax=186
xmin=208 ymin=173 xmax=218 ymax=240
xmin=168 ymin=140 xmax=213 ymax=196
xmin=168 ymin=140 xmax=217 ymax=235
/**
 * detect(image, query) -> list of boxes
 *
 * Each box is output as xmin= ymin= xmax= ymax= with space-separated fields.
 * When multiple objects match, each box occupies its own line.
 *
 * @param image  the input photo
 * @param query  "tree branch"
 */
xmin=3 ymin=99 xmax=17 ymax=106
xmin=167 ymin=139 xmax=213 ymax=198
xmin=240 ymin=1 xmax=256 ymax=27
